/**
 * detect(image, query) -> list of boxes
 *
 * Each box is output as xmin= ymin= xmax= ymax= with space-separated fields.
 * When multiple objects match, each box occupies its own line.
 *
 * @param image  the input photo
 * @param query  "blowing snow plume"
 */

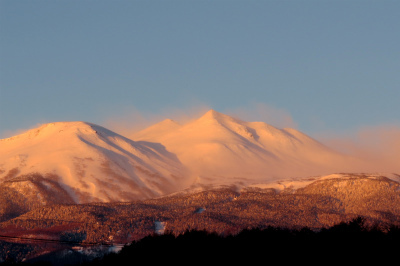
xmin=323 ymin=125 xmax=400 ymax=174
xmin=103 ymin=105 xmax=211 ymax=139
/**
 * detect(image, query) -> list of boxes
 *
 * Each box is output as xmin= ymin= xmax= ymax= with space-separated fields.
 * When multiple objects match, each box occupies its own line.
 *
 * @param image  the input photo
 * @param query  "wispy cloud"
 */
xmin=102 ymin=102 xmax=299 ymax=139
xmin=102 ymin=104 xmax=211 ymax=138
xmin=322 ymin=124 xmax=400 ymax=173
xmin=223 ymin=102 xmax=298 ymax=129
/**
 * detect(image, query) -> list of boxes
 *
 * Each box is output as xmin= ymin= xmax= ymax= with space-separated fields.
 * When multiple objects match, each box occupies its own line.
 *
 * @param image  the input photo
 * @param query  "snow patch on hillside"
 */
xmin=249 ymin=172 xmax=400 ymax=193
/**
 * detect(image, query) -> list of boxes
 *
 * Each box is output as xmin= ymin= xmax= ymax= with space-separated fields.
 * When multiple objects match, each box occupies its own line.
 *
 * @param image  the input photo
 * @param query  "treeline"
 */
xmin=83 ymin=217 xmax=400 ymax=265
xmin=0 ymin=240 xmax=35 ymax=264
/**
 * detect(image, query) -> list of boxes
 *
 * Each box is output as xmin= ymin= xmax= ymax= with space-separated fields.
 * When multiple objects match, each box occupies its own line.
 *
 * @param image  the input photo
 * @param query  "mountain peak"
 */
xmin=198 ymin=109 xmax=232 ymax=122
xmin=0 ymin=121 xmax=188 ymax=203
xmin=201 ymin=109 xmax=218 ymax=117
xmin=160 ymin=118 xmax=180 ymax=125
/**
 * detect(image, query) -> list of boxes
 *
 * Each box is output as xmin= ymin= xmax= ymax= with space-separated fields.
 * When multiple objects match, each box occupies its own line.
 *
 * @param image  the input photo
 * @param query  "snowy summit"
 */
xmin=0 ymin=110 xmax=361 ymax=203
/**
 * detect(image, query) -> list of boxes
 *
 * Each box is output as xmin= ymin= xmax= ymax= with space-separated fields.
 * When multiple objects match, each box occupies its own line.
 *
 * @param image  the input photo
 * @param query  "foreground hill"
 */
xmin=85 ymin=222 xmax=400 ymax=265
xmin=18 ymin=221 xmax=400 ymax=265
xmin=2 ymin=173 xmax=400 ymax=241
xmin=0 ymin=173 xmax=399 ymax=264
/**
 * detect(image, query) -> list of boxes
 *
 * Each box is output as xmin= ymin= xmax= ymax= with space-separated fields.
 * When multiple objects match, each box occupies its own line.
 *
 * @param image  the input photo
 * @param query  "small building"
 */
xmin=154 ymin=220 xmax=167 ymax=235
xmin=195 ymin=207 xmax=206 ymax=213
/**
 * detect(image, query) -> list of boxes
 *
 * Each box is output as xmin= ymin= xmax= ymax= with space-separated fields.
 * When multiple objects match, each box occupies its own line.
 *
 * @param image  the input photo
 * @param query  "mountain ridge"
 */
xmin=132 ymin=109 xmax=358 ymax=185
xmin=0 ymin=110 xmax=369 ymax=210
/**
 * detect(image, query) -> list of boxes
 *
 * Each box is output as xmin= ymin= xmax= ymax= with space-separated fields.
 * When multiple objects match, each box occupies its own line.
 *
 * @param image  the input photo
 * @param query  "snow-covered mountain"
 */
xmin=1 ymin=111 xmax=400 ymax=263
xmin=133 ymin=109 xmax=358 ymax=188
xmin=0 ymin=122 xmax=189 ymax=204
xmin=0 ymin=110 xmax=363 ymax=207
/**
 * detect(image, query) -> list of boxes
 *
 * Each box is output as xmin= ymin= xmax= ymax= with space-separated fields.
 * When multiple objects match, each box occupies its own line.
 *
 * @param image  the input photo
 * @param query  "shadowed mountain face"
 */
xmin=0 ymin=173 xmax=75 ymax=221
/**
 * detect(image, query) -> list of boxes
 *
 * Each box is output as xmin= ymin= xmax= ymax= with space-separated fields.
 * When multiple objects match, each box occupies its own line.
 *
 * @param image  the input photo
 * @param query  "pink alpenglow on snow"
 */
xmin=1 ymin=110 xmax=396 ymax=203
xmin=0 ymin=121 xmax=189 ymax=203
xmin=132 ymin=110 xmax=361 ymax=188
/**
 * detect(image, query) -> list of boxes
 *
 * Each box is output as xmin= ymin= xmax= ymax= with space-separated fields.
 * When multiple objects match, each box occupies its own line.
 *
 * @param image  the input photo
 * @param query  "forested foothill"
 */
xmin=6 ymin=217 xmax=397 ymax=265
xmin=1 ymin=175 xmax=400 ymax=265
xmin=87 ymin=218 xmax=400 ymax=265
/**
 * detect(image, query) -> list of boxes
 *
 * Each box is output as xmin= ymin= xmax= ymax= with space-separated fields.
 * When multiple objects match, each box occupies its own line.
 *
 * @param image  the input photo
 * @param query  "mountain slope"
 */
xmin=0 ymin=122 xmax=189 ymax=205
xmin=0 ymin=111 xmax=362 ymax=207
xmin=132 ymin=110 xmax=358 ymax=187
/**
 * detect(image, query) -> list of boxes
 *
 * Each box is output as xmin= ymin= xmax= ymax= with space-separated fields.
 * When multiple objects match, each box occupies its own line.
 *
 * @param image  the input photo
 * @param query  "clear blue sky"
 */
xmin=1 ymin=0 xmax=399 ymax=139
